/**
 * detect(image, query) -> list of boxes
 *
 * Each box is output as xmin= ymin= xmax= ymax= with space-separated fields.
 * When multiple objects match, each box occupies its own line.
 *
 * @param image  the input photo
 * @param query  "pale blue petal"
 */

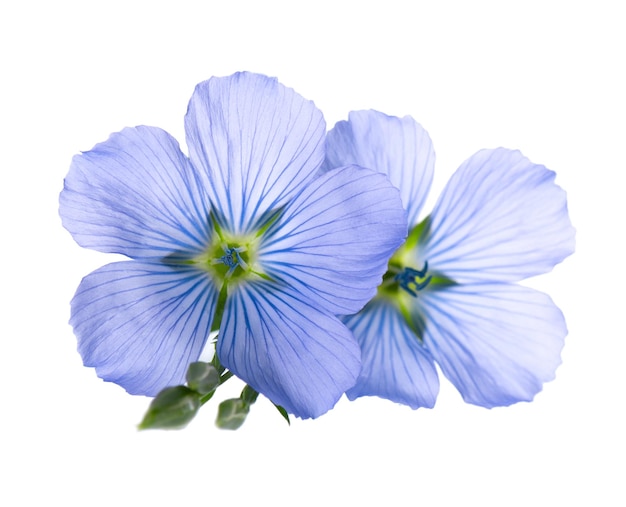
xmin=217 ymin=282 xmax=361 ymax=419
xmin=60 ymin=126 xmax=212 ymax=259
xmin=420 ymin=283 xmax=566 ymax=407
xmin=423 ymin=149 xmax=575 ymax=283
xmin=185 ymin=72 xmax=326 ymax=235
xmin=71 ymin=261 xmax=218 ymax=396
xmin=259 ymin=166 xmax=407 ymax=314
xmin=343 ymin=299 xmax=439 ymax=409
xmin=323 ymin=110 xmax=434 ymax=227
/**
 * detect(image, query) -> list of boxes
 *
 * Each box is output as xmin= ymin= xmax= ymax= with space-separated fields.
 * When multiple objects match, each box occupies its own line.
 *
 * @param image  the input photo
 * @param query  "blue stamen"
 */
xmin=220 ymin=250 xmax=239 ymax=268
xmin=394 ymin=261 xmax=432 ymax=297
xmin=212 ymin=245 xmax=248 ymax=277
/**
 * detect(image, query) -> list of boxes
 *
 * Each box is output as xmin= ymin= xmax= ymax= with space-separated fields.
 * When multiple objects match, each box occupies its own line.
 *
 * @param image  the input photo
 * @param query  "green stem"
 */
xmin=199 ymin=371 xmax=234 ymax=405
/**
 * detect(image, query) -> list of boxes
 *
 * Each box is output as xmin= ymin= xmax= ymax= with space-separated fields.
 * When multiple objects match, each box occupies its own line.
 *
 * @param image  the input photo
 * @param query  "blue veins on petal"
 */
xmin=343 ymin=298 xmax=439 ymax=409
xmin=218 ymin=281 xmax=361 ymax=419
xmin=322 ymin=110 xmax=435 ymax=227
xmin=71 ymin=261 xmax=218 ymax=396
xmin=259 ymin=164 xmax=407 ymax=315
xmin=419 ymin=284 xmax=567 ymax=407
xmin=423 ymin=148 xmax=576 ymax=284
xmin=185 ymin=72 xmax=327 ymax=236
xmin=60 ymin=126 xmax=212 ymax=259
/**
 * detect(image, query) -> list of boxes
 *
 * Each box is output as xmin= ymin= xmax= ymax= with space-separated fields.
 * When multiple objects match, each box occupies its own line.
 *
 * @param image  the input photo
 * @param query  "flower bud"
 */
xmin=138 ymin=386 xmax=200 ymax=430
xmin=186 ymin=362 xmax=220 ymax=395
xmin=215 ymin=398 xmax=250 ymax=430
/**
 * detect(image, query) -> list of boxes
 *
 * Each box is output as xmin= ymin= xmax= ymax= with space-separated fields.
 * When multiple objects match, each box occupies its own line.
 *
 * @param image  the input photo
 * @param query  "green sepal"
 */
xmin=273 ymin=404 xmax=290 ymax=425
xmin=405 ymin=215 xmax=431 ymax=251
xmin=138 ymin=386 xmax=201 ymax=430
xmin=429 ymin=273 xmax=457 ymax=290
xmin=186 ymin=362 xmax=220 ymax=395
xmin=254 ymin=205 xmax=285 ymax=238
xmin=215 ymin=398 xmax=250 ymax=430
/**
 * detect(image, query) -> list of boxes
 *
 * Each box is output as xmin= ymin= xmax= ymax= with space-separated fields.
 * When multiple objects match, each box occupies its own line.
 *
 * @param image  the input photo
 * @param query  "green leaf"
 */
xmin=215 ymin=398 xmax=250 ymax=430
xmin=186 ymin=362 xmax=220 ymax=395
xmin=138 ymin=386 xmax=200 ymax=430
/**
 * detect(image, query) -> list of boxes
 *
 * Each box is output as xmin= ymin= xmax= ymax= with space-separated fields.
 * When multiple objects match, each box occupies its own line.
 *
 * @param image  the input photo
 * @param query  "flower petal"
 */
xmin=60 ymin=126 xmax=211 ymax=259
xmin=323 ymin=110 xmax=435 ymax=227
xmin=71 ymin=261 xmax=218 ymax=396
xmin=343 ymin=299 xmax=439 ymax=409
xmin=423 ymin=148 xmax=575 ymax=282
xmin=217 ymin=282 xmax=361 ymax=419
xmin=420 ymin=283 xmax=567 ymax=407
xmin=185 ymin=72 xmax=326 ymax=235
xmin=259 ymin=165 xmax=407 ymax=314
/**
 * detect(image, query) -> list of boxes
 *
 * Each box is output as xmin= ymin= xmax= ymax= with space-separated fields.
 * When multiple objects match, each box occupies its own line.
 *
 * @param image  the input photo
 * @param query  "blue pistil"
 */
xmin=212 ymin=245 xmax=248 ymax=278
xmin=395 ymin=262 xmax=432 ymax=297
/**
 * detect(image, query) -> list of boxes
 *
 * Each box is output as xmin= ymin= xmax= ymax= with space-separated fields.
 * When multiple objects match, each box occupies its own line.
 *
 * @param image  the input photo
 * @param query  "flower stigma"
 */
xmin=212 ymin=245 xmax=249 ymax=279
xmin=394 ymin=262 xmax=432 ymax=297
xmin=190 ymin=210 xmax=280 ymax=288
xmin=376 ymin=216 xmax=434 ymax=299
xmin=193 ymin=234 xmax=260 ymax=286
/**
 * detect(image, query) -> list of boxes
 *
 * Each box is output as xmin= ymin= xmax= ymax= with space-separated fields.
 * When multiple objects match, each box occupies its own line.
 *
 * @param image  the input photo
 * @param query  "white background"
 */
xmin=2 ymin=1 xmax=623 ymax=505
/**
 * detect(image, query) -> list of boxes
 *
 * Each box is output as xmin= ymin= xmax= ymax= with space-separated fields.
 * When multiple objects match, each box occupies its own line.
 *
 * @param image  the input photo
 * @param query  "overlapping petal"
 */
xmin=217 ymin=281 xmax=361 ymax=419
xmin=71 ymin=261 xmax=218 ymax=396
xmin=343 ymin=299 xmax=439 ymax=408
xmin=185 ymin=72 xmax=326 ymax=235
xmin=60 ymin=126 xmax=211 ymax=259
xmin=423 ymin=148 xmax=575 ymax=283
xmin=259 ymin=165 xmax=407 ymax=314
xmin=419 ymin=283 xmax=566 ymax=407
xmin=323 ymin=110 xmax=435 ymax=227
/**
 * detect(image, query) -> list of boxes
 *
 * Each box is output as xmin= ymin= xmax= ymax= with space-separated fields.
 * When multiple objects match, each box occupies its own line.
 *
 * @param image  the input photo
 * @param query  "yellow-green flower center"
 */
xmin=191 ymin=210 xmax=284 ymax=288
xmin=378 ymin=216 xmax=433 ymax=299
xmin=193 ymin=231 xmax=263 ymax=286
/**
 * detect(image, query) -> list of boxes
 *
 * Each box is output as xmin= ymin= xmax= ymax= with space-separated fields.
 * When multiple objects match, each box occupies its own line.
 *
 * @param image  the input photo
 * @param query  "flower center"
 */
xmin=189 ymin=208 xmax=284 ymax=289
xmin=212 ymin=245 xmax=249 ymax=279
xmin=394 ymin=261 xmax=432 ymax=297
xmin=189 ymin=216 xmax=260 ymax=285
xmin=197 ymin=235 xmax=260 ymax=285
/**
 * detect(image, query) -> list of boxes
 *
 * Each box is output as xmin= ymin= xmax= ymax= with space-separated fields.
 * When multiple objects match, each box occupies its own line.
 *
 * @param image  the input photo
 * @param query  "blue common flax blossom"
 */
xmin=323 ymin=110 xmax=575 ymax=409
xmin=59 ymin=74 xmax=407 ymax=419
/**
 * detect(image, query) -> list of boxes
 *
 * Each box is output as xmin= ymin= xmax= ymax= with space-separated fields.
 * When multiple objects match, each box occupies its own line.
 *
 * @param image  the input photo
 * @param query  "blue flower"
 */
xmin=59 ymin=74 xmax=407 ymax=419
xmin=323 ymin=110 xmax=575 ymax=409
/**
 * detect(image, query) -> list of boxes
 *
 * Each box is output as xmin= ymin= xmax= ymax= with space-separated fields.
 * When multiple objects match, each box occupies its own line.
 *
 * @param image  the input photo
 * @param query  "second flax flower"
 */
xmin=324 ymin=110 xmax=575 ymax=409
